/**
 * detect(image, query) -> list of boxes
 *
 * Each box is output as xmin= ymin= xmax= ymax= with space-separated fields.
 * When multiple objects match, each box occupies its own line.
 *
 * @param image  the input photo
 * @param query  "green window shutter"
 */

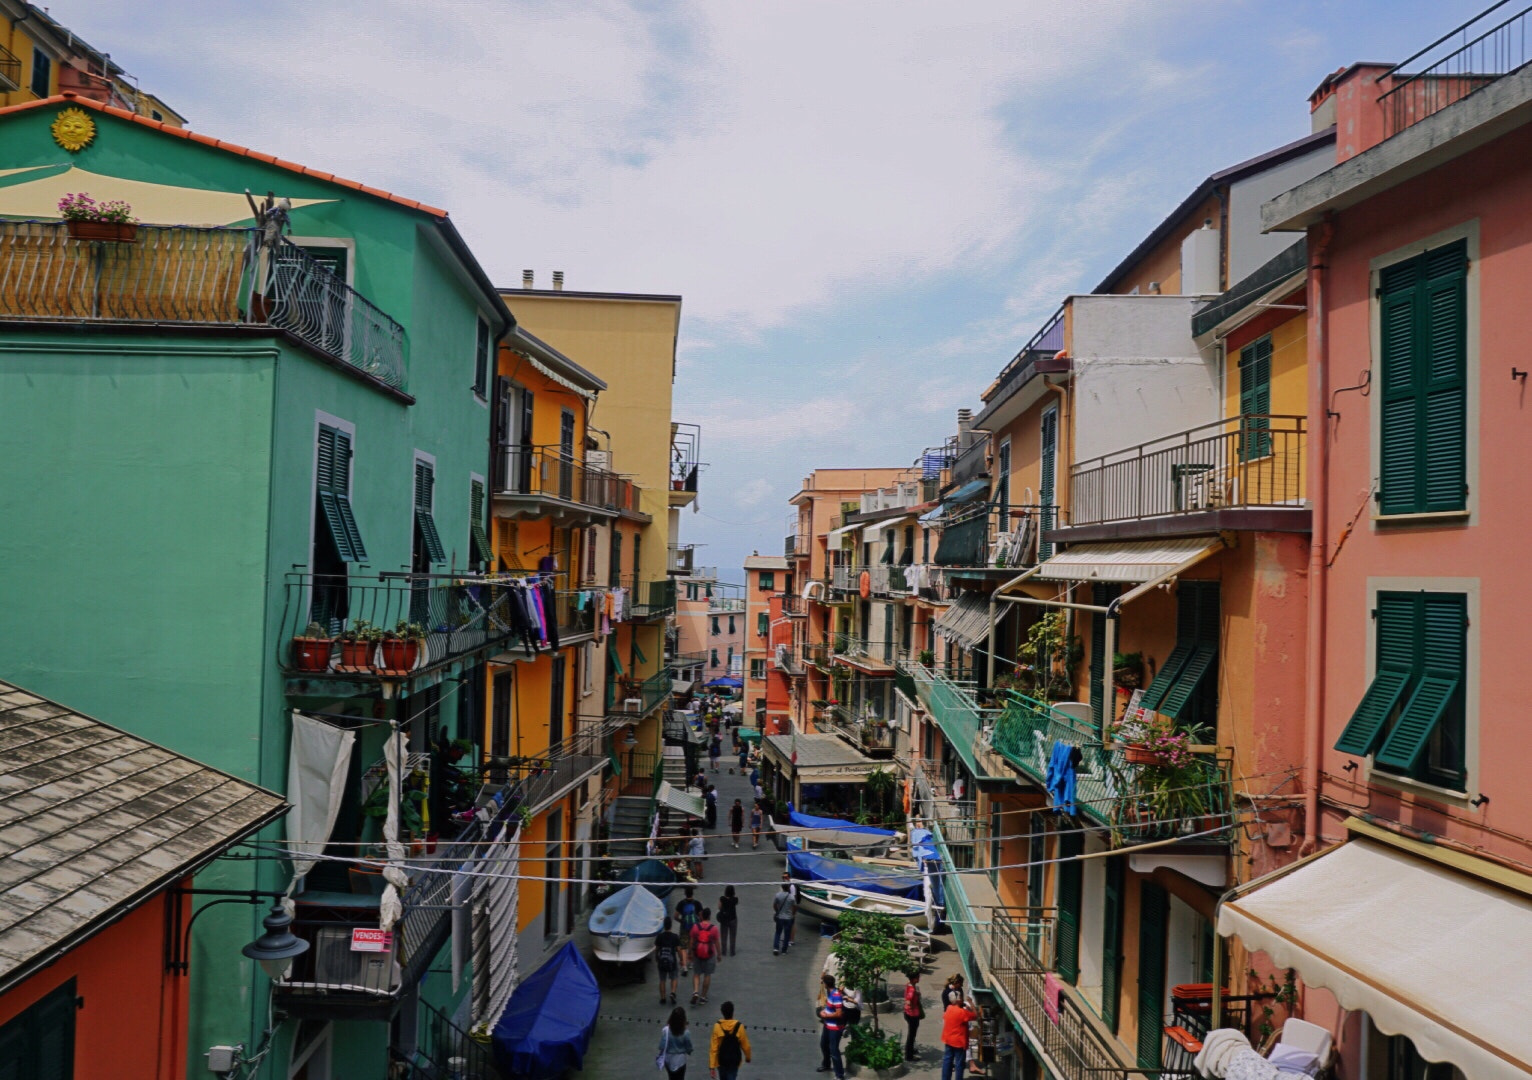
xmin=317 ymin=424 xmax=341 ymax=492
xmin=474 ymin=317 xmax=491 ymax=396
xmin=1055 ymin=830 xmax=1083 ymax=983
xmin=1333 ymin=669 xmax=1412 ymax=756
xmin=1421 ymin=262 xmax=1467 ymax=512
xmin=1374 ymin=593 xmax=1466 ymax=771
xmin=414 ymin=461 xmax=446 ymax=563
xmin=0 ymin=978 xmax=75 ymax=1080
xmin=316 ymin=427 xmax=367 ymax=562
xmin=1239 ymin=337 xmax=1273 ymax=461
xmin=1139 ymin=644 xmax=1191 ymax=712
xmin=1089 ymin=583 xmax=1117 ymax=730
xmin=633 ymin=636 xmax=648 ymax=665
xmin=1375 ymin=672 xmax=1460 ymax=770
xmin=1101 ymin=855 xmax=1124 ymax=1033
xmin=1039 ymin=409 xmax=1058 ymax=560
xmin=1334 ymin=592 xmax=1417 ymax=755
xmin=1136 ymin=881 xmax=1169 ymax=1069
xmin=1158 ymin=644 xmax=1216 ymax=720
xmin=757 ymin=612 xmax=768 ymax=636
xmin=470 ymin=479 xmax=493 ymax=565
xmin=608 ymin=640 xmax=625 ymax=676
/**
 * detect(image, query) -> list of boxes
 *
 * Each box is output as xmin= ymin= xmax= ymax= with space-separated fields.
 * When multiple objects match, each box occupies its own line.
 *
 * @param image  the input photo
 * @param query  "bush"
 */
xmin=845 ymin=1025 xmax=906 ymax=1069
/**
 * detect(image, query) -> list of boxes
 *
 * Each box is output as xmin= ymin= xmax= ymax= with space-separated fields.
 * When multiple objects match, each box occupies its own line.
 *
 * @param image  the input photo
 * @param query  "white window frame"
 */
xmin=1367 ymin=219 xmax=1480 ymax=526
xmin=1359 ymin=575 xmax=1480 ymax=806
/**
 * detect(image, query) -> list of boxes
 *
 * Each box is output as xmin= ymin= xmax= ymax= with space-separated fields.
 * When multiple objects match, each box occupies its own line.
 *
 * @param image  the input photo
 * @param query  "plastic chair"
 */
xmin=1276 ymin=1018 xmax=1331 ymax=1059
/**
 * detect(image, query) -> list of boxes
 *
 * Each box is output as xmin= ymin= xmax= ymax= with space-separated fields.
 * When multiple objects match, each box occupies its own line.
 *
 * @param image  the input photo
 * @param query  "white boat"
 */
xmin=588 ymin=884 xmax=666 ymax=963
xmin=795 ymin=883 xmax=935 ymax=930
xmin=770 ymin=817 xmax=896 ymax=852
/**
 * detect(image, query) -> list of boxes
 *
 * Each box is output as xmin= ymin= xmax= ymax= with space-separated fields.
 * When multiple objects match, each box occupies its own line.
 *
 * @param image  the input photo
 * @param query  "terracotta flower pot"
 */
xmin=381 ymin=639 xmax=419 ymax=671
xmin=66 ymin=220 xmax=138 ymax=242
xmin=1123 ymin=742 xmax=1165 ymax=766
xmin=292 ymin=636 xmax=333 ymax=673
xmin=340 ymin=640 xmax=373 ymax=668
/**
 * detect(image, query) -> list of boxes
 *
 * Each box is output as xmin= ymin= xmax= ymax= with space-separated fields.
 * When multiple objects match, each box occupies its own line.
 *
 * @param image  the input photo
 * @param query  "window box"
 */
xmin=66 ymin=220 xmax=138 ymax=243
xmin=292 ymin=634 xmax=334 ymax=672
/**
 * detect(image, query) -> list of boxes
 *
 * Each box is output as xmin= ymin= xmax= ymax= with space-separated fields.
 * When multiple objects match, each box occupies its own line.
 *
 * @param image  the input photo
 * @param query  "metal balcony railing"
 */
xmin=0 ymin=42 xmax=19 ymax=92
xmin=819 ymin=704 xmax=896 ymax=755
xmin=667 ymin=544 xmax=695 ymax=576
xmin=492 ymin=443 xmax=631 ymax=513
xmin=801 ymin=641 xmax=833 ymax=669
xmin=496 ymin=728 xmax=610 ymax=814
xmin=610 ymin=669 xmax=673 ymax=718
xmin=1378 ymin=2 xmax=1532 ymax=138
xmin=670 ymin=422 xmax=702 ymax=494
xmin=784 ymin=531 xmax=806 ymax=557
xmin=781 ymin=594 xmax=806 ymax=616
xmin=983 ymin=306 xmax=1065 ymax=411
xmin=280 ymin=572 xmax=529 ymax=677
xmin=990 ymin=693 xmax=1233 ymax=845
xmin=0 ymin=222 xmax=407 ymax=389
xmin=859 ymin=480 xmax=925 ymax=514
xmin=903 ymin=662 xmax=1014 ymax=781
xmin=1067 ymin=415 xmax=1306 ymax=528
xmin=619 ymin=577 xmax=676 ymax=620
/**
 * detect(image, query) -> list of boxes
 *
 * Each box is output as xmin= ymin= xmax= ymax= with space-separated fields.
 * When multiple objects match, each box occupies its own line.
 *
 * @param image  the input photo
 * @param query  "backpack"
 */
xmin=716 ymin=1021 xmax=743 ymax=1068
xmin=693 ymin=924 xmax=716 ymax=960
xmin=678 ymin=900 xmax=700 ymax=931
xmin=656 ymin=939 xmax=678 ymax=970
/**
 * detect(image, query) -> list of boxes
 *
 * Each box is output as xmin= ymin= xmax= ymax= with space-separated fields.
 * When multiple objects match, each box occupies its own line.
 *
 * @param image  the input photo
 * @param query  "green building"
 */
xmin=0 ymin=94 xmax=521 ymax=1076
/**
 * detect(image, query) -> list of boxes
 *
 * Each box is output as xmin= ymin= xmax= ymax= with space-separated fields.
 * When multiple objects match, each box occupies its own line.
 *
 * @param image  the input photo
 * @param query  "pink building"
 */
xmin=1217 ymin=20 xmax=1532 ymax=1078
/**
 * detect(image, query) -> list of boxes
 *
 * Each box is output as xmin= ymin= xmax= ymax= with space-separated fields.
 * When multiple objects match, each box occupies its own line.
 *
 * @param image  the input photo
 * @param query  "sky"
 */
xmin=66 ymin=0 xmax=1486 ymax=581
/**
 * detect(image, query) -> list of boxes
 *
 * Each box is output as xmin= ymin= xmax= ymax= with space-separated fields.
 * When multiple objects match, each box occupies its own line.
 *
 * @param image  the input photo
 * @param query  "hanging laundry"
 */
xmin=1044 ymin=740 xmax=1080 ymax=815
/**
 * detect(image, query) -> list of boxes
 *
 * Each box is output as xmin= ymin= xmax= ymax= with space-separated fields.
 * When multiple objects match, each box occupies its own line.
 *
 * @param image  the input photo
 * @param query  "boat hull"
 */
xmin=796 ymin=884 xmax=933 ymax=930
xmin=589 ymin=932 xmax=658 ymax=964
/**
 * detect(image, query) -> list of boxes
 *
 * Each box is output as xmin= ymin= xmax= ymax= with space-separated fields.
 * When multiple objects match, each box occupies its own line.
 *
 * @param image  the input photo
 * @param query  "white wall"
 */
xmin=1227 ymin=144 xmax=1332 ymax=282
xmin=1068 ymin=295 xmax=1219 ymax=464
xmin=1077 ymin=832 xmax=1109 ymax=1009
xmin=1165 ymin=895 xmax=1202 ymax=1006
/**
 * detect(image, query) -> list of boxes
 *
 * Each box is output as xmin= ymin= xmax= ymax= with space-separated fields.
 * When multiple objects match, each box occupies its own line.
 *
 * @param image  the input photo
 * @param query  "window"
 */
xmin=610 ymin=531 xmax=622 ymax=586
xmin=557 ymin=410 xmax=576 ymax=500
xmin=758 ymin=572 xmax=775 ymax=591
xmin=900 ymin=605 xmax=913 ymax=651
xmin=728 ymin=616 xmax=736 ymax=636
xmin=150 ymin=109 xmax=163 ymax=121
xmin=756 ymin=612 xmax=768 ymax=637
xmin=750 ymin=659 xmax=766 ymax=680
xmin=584 ymin=527 xmax=597 ymax=585
xmin=1039 ymin=407 xmax=1058 ymax=560
xmin=473 ymin=317 xmax=491 ymax=397
xmin=726 ymin=646 xmax=734 ymax=669
xmin=1138 ymin=581 xmax=1219 ymax=727
xmin=711 ymin=649 xmax=719 ymax=667
xmin=316 ymin=425 xmax=367 ymax=563
xmin=1385 ymin=1031 xmax=1455 ymax=1080
xmin=997 ymin=437 xmax=1011 ymax=524
xmin=632 ymin=533 xmax=642 ymax=583
xmin=1377 ymin=241 xmax=1468 ymax=516
xmin=1238 ymin=335 xmax=1273 ymax=461
xmin=469 ymin=479 xmax=492 ymax=571
xmin=711 ymin=616 xmax=720 ymax=636
xmin=412 ymin=458 xmax=446 ymax=563
xmin=1334 ymin=591 xmax=1467 ymax=789
xmin=29 ymin=48 xmax=50 ymax=98
xmin=0 ymin=977 xmax=74 ymax=1078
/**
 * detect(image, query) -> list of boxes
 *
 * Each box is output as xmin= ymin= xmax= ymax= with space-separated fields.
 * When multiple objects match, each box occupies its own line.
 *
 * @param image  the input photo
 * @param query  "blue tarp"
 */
xmin=787 ymin=810 xmax=898 ymax=838
xmin=788 ymin=851 xmax=925 ymax=899
xmin=492 ymin=941 xmax=600 ymax=1078
xmin=945 ymin=478 xmax=990 ymax=505
xmin=909 ymin=828 xmax=939 ymax=862
xmin=615 ymin=858 xmax=677 ymax=898
xmin=705 ymin=676 xmax=743 ymax=688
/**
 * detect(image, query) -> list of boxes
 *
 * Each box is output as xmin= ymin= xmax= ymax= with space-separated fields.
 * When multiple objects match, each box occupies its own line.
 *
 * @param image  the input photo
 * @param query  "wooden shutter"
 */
xmin=470 ymin=480 xmax=493 ymax=565
xmin=474 ymin=317 xmax=490 ymax=396
xmin=1334 ymin=593 xmax=1417 ymax=756
xmin=414 ymin=461 xmax=446 ymax=563
xmin=1089 ymin=583 xmax=1116 ymax=730
xmin=1158 ymin=645 xmax=1215 ymax=720
xmin=1101 ymin=855 xmax=1124 ymax=1033
xmin=1039 ymin=410 xmax=1058 ymax=560
xmin=1139 ymin=644 xmax=1191 ymax=712
xmin=1055 ymin=829 xmax=1083 ymax=983
xmin=1375 ymin=593 xmax=1466 ymax=771
xmin=1136 ymin=881 xmax=1169 ymax=1069
xmin=1026 ymin=822 xmax=1046 ymax=959
xmin=1239 ymin=337 xmax=1273 ymax=461
xmin=0 ymin=978 xmax=75 ymax=1080
xmin=317 ymin=426 xmax=366 ymax=562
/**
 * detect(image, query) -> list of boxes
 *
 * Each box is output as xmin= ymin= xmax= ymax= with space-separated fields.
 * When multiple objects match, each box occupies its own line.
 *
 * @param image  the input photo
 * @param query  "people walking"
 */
xmin=749 ymin=800 xmax=763 ymax=849
xmin=709 ymin=733 xmax=722 ymax=772
xmin=717 ymin=885 xmax=738 ymax=957
xmin=675 ymin=888 xmax=702 ymax=974
xmin=688 ymin=828 xmax=707 ymax=880
xmin=771 ymin=876 xmax=795 ymax=955
xmin=940 ymin=990 xmax=978 ymax=1080
xmin=816 ymin=972 xmax=846 ymax=1079
xmin=659 ymin=1007 xmax=694 ymax=1080
xmin=709 ymin=1001 xmax=752 ymax=1080
xmin=903 ymin=970 xmax=924 ymax=1061
xmin=940 ymin=973 xmax=965 ymax=1010
xmin=737 ymin=742 xmax=748 ymax=774
xmin=729 ymin=798 xmax=744 ymax=848
xmin=786 ymin=872 xmax=799 ymax=949
xmin=689 ymin=907 xmax=720 ymax=1005
xmin=705 ymin=785 xmax=719 ymax=829
xmin=656 ymin=916 xmax=682 ymax=1005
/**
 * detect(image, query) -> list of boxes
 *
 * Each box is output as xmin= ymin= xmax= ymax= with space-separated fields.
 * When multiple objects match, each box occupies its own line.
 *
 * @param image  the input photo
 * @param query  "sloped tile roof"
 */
xmin=0 ymin=681 xmax=287 ymax=992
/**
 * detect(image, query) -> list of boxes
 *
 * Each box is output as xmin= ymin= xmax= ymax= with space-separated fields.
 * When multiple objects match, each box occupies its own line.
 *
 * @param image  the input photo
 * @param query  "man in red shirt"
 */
xmin=940 ymin=992 xmax=977 ymax=1080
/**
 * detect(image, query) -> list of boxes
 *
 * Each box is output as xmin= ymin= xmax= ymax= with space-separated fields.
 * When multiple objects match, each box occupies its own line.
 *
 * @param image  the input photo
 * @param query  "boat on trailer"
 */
xmin=795 ymin=882 xmax=935 ymax=930
xmin=588 ymin=884 xmax=666 ymax=964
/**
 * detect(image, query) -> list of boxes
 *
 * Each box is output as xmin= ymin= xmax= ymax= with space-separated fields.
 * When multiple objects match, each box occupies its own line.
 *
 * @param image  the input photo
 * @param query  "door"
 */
xmin=549 ymin=654 xmax=567 ymax=748
xmin=519 ymin=389 xmax=535 ymax=493
xmin=1039 ymin=408 xmax=1058 ymax=560
xmin=1101 ymin=856 xmax=1124 ymax=1033
xmin=558 ymin=410 xmax=576 ymax=500
xmin=1136 ymin=881 xmax=1170 ymax=1069
xmin=1055 ymin=829 xmax=1083 ymax=982
xmin=491 ymin=671 xmax=513 ymax=765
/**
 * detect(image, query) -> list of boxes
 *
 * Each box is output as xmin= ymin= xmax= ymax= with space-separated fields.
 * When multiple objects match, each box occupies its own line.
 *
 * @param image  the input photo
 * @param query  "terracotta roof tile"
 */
xmin=0 ymin=93 xmax=449 ymax=219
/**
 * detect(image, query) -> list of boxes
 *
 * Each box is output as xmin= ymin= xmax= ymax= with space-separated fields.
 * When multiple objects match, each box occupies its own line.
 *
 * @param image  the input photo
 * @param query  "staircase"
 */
xmin=662 ymin=746 xmax=690 ymax=788
xmin=607 ymin=796 xmax=653 ymax=861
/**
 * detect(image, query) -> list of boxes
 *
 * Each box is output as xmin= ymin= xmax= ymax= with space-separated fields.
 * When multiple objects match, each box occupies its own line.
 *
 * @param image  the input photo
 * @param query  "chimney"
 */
xmin=522 ymin=269 xmax=534 ymax=289
xmin=957 ymin=408 xmax=974 ymax=448
xmin=552 ymin=271 xmax=565 ymax=291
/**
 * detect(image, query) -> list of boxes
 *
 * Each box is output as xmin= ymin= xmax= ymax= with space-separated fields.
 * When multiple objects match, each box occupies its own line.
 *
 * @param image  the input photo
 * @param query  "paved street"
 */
xmin=575 ymin=751 xmax=965 ymax=1080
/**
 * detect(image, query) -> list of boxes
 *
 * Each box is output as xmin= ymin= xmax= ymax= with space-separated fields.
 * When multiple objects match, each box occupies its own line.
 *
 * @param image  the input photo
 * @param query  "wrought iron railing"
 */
xmin=621 ymin=577 xmax=676 ymax=620
xmin=399 ymin=998 xmax=504 ymax=1079
xmin=990 ymin=693 xmax=1232 ymax=845
xmin=280 ymin=572 xmax=529 ymax=676
xmin=0 ymin=222 xmax=407 ymax=389
xmin=983 ymin=306 xmax=1065 ymax=411
xmin=802 ymin=641 xmax=833 ymax=669
xmin=670 ymin=422 xmax=702 ymax=493
xmin=819 ymin=704 xmax=897 ymax=754
xmin=501 ymin=728 xmax=610 ymax=814
xmin=492 ymin=443 xmax=629 ymax=512
xmin=610 ymin=668 xmax=673 ymax=718
xmin=0 ymin=42 xmax=19 ymax=91
xmin=1068 ymin=415 xmax=1305 ymax=527
xmin=1378 ymin=2 xmax=1532 ymax=138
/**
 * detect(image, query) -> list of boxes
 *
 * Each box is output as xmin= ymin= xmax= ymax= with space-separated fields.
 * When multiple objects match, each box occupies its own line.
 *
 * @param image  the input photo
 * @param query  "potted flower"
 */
xmin=338 ymin=619 xmax=381 ymax=668
xmin=1113 ymin=651 xmax=1144 ymax=690
xmin=59 ymin=192 xmax=139 ymax=242
xmin=291 ymin=621 xmax=334 ymax=672
xmin=1111 ymin=710 xmax=1161 ymax=764
xmin=381 ymin=620 xmax=425 ymax=671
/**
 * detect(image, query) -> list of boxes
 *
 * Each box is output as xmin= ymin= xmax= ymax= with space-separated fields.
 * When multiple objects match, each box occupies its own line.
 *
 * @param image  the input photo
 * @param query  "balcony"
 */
xmin=990 ymin=693 xmax=1233 ymax=846
xmin=781 ymin=593 xmax=806 ymax=616
xmin=1379 ymin=4 xmax=1532 ymax=139
xmin=1062 ymin=415 xmax=1307 ymax=539
xmin=818 ymin=704 xmax=896 ymax=756
xmin=609 ymin=668 xmax=673 ymax=719
xmin=0 ymin=222 xmax=407 ymax=392
xmin=831 ymin=635 xmax=898 ymax=671
xmin=667 ymin=544 xmax=696 ymax=576
xmin=280 ymin=572 xmax=536 ymax=687
xmin=491 ymin=444 xmax=630 ymax=526
xmin=903 ymin=663 xmax=1014 ymax=780
xmin=0 ymin=42 xmax=18 ymax=92
xmin=669 ymin=422 xmax=702 ymax=506
xmin=620 ymin=577 xmax=676 ymax=621
xmin=973 ymin=306 xmax=1065 ymax=430
xmin=784 ymin=531 xmax=806 ymax=558
xmin=494 ymin=728 xmax=610 ymax=815
xmin=801 ymin=641 xmax=833 ymax=670
xmin=859 ymin=480 xmax=926 ymax=514
xmin=773 ymin=642 xmax=804 ymax=676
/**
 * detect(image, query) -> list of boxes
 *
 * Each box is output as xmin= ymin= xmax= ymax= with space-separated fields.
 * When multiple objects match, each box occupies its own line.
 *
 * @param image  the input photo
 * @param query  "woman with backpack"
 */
xmin=655 ymin=917 xmax=682 ymax=1006
xmin=709 ymin=1001 xmax=752 ymax=1080
xmin=688 ymin=907 xmax=721 ymax=1005
xmin=716 ymin=885 xmax=739 ymax=957
xmin=657 ymin=1007 xmax=693 ymax=1080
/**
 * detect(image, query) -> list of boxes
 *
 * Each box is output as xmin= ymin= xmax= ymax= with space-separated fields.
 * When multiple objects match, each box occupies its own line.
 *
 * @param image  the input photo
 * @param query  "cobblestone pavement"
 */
xmin=573 ymin=749 xmax=966 ymax=1080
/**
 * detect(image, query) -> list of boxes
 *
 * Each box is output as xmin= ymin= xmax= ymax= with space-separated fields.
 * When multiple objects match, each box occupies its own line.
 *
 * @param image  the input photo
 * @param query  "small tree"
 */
xmin=1017 ymin=610 xmax=1082 ymax=702
xmin=864 ymin=767 xmax=896 ymax=823
xmin=830 ymin=910 xmax=920 ymax=1034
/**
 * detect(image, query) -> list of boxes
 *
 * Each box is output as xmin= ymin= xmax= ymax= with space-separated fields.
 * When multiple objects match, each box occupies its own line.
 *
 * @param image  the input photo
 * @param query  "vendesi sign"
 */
xmin=351 ymin=928 xmax=394 ymax=953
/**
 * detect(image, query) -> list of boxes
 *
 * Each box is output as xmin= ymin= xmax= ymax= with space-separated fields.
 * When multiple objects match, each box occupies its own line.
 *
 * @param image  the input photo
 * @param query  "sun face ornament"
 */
xmin=52 ymin=107 xmax=96 ymax=152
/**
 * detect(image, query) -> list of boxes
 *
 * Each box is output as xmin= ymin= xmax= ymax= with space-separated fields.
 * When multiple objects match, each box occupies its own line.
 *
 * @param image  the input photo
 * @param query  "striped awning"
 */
xmin=1034 ymin=537 xmax=1220 ymax=583
xmin=935 ymin=592 xmax=992 ymax=651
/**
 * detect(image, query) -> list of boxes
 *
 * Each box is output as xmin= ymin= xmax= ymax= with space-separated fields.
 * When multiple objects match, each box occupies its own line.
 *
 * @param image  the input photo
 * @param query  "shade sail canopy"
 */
xmin=656 ymin=781 xmax=706 ymax=819
xmin=492 ymin=941 xmax=600 ymax=1078
xmin=862 ymin=516 xmax=905 ymax=540
xmin=1218 ymin=837 xmax=1532 ymax=1080
xmin=705 ymin=675 xmax=742 ymax=688
xmin=935 ymin=592 xmax=993 ymax=651
xmin=1034 ymin=537 xmax=1219 ymax=583
xmin=945 ymin=478 xmax=990 ymax=504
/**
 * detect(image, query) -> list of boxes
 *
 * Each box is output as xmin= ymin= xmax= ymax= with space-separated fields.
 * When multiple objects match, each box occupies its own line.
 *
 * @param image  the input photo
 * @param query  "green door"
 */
xmin=1136 ymin=881 xmax=1169 ymax=1069
xmin=1055 ymin=829 xmax=1083 ymax=982
xmin=1101 ymin=855 xmax=1124 ymax=1033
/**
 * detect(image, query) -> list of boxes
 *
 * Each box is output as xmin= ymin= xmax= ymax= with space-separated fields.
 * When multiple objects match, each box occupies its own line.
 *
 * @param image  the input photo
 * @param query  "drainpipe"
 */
xmin=1301 ymin=219 xmax=1335 ymax=857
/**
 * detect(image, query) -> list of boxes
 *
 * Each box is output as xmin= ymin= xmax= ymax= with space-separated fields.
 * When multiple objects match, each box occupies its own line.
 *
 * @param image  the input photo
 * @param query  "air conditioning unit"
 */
xmin=312 ymin=927 xmax=397 ymax=993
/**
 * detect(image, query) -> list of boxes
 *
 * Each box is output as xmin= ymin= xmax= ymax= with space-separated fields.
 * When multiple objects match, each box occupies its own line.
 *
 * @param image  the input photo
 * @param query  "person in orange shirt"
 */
xmin=940 ymin=992 xmax=977 ymax=1080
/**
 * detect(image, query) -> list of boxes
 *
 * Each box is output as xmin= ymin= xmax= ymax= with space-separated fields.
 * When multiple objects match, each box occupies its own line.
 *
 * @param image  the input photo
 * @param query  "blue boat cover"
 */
xmin=909 ymin=828 xmax=939 ymax=862
xmin=492 ymin=941 xmax=600 ymax=1078
xmin=705 ymin=676 xmax=743 ymax=688
xmin=787 ymin=810 xmax=898 ymax=838
xmin=589 ymin=884 xmax=666 ymax=939
xmin=788 ymin=851 xmax=924 ymax=899
xmin=615 ymin=858 xmax=677 ymax=897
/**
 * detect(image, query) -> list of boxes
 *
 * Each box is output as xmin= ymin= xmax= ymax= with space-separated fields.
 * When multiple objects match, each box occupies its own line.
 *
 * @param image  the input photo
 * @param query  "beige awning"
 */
xmin=1034 ymin=537 xmax=1219 ymax=583
xmin=0 ymin=164 xmax=333 ymax=225
xmin=862 ymin=516 xmax=904 ymax=540
xmin=1218 ymin=835 xmax=1532 ymax=1080
xmin=827 ymin=524 xmax=859 ymax=546
xmin=655 ymin=781 xmax=705 ymax=819
xmin=935 ymin=592 xmax=992 ymax=651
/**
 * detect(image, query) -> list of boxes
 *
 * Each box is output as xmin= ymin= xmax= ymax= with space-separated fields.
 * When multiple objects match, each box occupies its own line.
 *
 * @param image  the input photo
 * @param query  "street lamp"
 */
xmin=241 ymin=903 xmax=309 ymax=980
